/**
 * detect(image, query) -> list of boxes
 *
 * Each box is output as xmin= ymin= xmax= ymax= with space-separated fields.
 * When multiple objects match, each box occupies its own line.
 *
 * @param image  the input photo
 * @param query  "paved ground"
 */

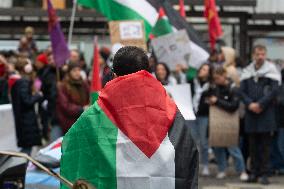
xmin=199 ymin=164 xmax=284 ymax=189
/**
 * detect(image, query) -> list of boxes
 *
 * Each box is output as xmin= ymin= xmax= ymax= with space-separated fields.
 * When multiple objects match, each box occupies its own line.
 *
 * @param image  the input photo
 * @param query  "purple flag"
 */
xmin=47 ymin=0 xmax=70 ymax=67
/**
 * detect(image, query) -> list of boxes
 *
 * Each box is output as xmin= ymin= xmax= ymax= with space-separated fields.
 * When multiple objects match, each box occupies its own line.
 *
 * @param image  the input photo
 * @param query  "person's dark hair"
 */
xmin=197 ymin=63 xmax=210 ymax=78
xmin=155 ymin=62 xmax=171 ymax=82
xmin=253 ymin=44 xmax=267 ymax=53
xmin=112 ymin=46 xmax=150 ymax=76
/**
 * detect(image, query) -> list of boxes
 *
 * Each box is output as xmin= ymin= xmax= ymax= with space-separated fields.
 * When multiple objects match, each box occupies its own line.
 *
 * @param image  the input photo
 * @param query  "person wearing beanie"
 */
xmin=56 ymin=62 xmax=90 ymax=134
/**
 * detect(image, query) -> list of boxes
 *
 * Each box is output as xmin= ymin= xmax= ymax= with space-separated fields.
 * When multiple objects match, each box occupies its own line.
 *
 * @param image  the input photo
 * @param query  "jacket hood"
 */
xmin=221 ymin=46 xmax=236 ymax=67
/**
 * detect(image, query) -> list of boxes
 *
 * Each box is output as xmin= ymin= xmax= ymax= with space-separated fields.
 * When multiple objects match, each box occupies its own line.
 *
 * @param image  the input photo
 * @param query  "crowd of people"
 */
xmin=0 ymin=26 xmax=284 ymax=185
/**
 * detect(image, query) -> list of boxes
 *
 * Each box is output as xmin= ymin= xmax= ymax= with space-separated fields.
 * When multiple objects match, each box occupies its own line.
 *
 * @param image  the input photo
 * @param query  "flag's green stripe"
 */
xmin=61 ymin=102 xmax=118 ymax=189
xmin=90 ymin=92 xmax=99 ymax=105
xmin=78 ymin=0 xmax=152 ymax=38
xmin=151 ymin=17 xmax=173 ymax=37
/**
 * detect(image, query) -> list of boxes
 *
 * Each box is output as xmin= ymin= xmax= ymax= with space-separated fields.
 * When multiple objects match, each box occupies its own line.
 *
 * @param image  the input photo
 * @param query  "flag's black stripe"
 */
xmin=160 ymin=0 xmax=208 ymax=51
xmin=168 ymin=111 xmax=199 ymax=189
xmin=146 ymin=0 xmax=160 ymax=10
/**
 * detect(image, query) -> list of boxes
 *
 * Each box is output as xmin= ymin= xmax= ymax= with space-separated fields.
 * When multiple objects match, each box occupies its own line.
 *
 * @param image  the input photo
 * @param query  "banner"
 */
xmin=0 ymin=104 xmax=18 ymax=151
xmin=165 ymin=84 xmax=196 ymax=120
xmin=151 ymin=29 xmax=203 ymax=70
xmin=209 ymin=106 xmax=239 ymax=147
xmin=109 ymin=20 xmax=147 ymax=50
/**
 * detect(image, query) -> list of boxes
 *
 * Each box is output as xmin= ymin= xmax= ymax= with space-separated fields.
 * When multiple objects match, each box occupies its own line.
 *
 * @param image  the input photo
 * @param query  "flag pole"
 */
xmin=68 ymin=0 xmax=77 ymax=47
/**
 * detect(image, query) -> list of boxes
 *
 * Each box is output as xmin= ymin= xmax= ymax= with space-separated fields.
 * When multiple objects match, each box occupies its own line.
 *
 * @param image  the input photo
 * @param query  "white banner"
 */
xmin=165 ymin=84 xmax=196 ymax=121
xmin=0 ymin=104 xmax=18 ymax=151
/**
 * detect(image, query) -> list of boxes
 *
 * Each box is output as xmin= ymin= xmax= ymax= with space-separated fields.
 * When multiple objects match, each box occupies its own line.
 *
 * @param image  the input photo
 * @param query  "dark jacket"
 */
xmin=0 ymin=78 xmax=9 ymax=104
xmin=37 ymin=66 xmax=57 ymax=123
xmin=239 ymin=77 xmax=279 ymax=133
xmin=56 ymin=79 xmax=89 ymax=134
xmin=277 ymin=70 xmax=284 ymax=129
xmin=11 ymin=78 xmax=43 ymax=148
xmin=211 ymin=82 xmax=240 ymax=113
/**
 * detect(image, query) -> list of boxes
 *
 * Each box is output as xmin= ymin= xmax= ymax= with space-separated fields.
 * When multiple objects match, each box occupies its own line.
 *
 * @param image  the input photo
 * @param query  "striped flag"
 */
xmin=60 ymin=71 xmax=198 ymax=189
xmin=77 ymin=0 xmax=160 ymax=38
xmin=90 ymin=37 xmax=102 ymax=104
xmin=150 ymin=7 xmax=173 ymax=38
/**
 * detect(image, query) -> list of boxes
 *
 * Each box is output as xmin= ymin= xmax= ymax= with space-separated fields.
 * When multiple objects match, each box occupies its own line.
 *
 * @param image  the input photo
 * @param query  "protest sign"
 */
xmin=165 ymin=84 xmax=196 ymax=120
xmin=209 ymin=106 xmax=240 ymax=147
xmin=109 ymin=20 xmax=147 ymax=50
xmin=151 ymin=29 xmax=205 ymax=70
xmin=0 ymin=104 xmax=18 ymax=151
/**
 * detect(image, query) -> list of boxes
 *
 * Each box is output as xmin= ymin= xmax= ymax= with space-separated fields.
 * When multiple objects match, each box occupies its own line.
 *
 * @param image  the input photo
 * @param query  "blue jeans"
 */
xmin=214 ymin=146 xmax=246 ymax=173
xmin=190 ymin=116 xmax=209 ymax=166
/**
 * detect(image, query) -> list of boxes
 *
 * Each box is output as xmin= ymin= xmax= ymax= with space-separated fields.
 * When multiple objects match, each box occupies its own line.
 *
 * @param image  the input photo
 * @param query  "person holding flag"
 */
xmin=60 ymin=46 xmax=199 ymax=189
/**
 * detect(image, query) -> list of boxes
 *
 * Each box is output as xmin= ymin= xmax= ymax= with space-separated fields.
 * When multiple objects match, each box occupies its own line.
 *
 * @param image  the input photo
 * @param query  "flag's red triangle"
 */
xmin=98 ymin=71 xmax=177 ymax=158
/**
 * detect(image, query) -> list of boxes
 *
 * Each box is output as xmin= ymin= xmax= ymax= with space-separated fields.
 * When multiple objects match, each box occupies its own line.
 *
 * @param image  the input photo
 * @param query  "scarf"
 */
xmin=241 ymin=61 xmax=281 ymax=85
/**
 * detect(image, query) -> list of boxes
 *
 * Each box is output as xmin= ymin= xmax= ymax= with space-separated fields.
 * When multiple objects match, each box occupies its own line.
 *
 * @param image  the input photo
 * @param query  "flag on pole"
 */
xmin=90 ymin=36 xmax=102 ymax=104
xmin=179 ymin=0 xmax=186 ymax=17
xmin=77 ymin=0 xmax=160 ymax=38
xmin=204 ymin=0 xmax=223 ymax=50
xmin=47 ymin=0 xmax=70 ymax=67
xmin=150 ymin=7 xmax=173 ymax=38
xmin=152 ymin=0 xmax=209 ymax=69
xmin=60 ymin=71 xmax=198 ymax=189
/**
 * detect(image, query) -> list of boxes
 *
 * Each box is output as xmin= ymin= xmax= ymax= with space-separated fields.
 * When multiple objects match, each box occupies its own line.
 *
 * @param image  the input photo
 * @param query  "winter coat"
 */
xmin=11 ymin=78 xmax=43 ymax=148
xmin=37 ymin=66 xmax=57 ymax=123
xmin=0 ymin=78 xmax=9 ymax=104
xmin=56 ymin=79 xmax=89 ymax=134
xmin=239 ymin=73 xmax=279 ymax=133
xmin=210 ymin=81 xmax=240 ymax=113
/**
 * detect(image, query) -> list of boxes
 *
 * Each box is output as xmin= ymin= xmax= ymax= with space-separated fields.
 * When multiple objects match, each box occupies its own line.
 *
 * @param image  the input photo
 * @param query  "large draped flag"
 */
xmin=60 ymin=71 xmax=198 ymax=189
xmin=47 ymin=0 xmax=70 ymax=67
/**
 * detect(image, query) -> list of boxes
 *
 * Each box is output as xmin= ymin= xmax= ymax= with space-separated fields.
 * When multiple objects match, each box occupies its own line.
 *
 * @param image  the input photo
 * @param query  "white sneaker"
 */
xmin=240 ymin=172 xmax=249 ymax=181
xmin=216 ymin=172 xmax=226 ymax=179
xmin=201 ymin=167 xmax=210 ymax=176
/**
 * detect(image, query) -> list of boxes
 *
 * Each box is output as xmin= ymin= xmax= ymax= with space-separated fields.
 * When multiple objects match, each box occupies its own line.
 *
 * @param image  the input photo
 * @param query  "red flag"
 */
xmin=179 ymin=0 xmax=186 ymax=18
xmin=90 ymin=37 xmax=102 ymax=103
xmin=204 ymin=0 xmax=223 ymax=50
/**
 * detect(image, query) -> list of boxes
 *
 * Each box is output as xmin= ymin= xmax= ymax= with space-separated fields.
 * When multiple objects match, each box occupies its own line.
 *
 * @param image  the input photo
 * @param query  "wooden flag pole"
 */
xmin=68 ymin=0 xmax=77 ymax=47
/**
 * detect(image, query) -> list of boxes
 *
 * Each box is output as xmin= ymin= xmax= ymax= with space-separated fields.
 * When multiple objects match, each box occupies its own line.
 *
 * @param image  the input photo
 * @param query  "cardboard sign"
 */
xmin=42 ymin=0 xmax=66 ymax=9
xmin=165 ymin=84 xmax=196 ymax=120
xmin=109 ymin=20 xmax=147 ymax=50
xmin=209 ymin=106 xmax=239 ymax=147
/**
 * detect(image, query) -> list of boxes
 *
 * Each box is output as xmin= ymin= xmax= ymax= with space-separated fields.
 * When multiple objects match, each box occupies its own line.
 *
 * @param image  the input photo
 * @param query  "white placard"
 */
xmin=151 ymin=30 xmax=191 ymax=70
xmin=0 ymin=104 xmax=18 ymax=151
xmin=119 ymin=21 xmax=143 ymax=40
xmin=165 ymin=84 xmax=196 ymax=120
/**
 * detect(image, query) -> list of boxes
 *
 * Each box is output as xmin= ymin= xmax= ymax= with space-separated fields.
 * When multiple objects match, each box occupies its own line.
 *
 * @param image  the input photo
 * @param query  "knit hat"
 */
xmin=36 ymin=53 xmax=48 ymax=65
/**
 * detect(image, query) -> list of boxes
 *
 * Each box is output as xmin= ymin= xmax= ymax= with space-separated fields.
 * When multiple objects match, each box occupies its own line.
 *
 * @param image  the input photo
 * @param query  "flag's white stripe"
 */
xmin=114 ymin=0 xmax=158 ymax=26
xmin=116 ymin=130 xmax=175 ymax=189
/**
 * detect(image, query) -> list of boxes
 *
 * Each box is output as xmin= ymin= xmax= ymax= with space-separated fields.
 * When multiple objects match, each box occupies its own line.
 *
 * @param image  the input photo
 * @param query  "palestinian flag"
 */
xmin=60 ymin=71 xmax=198 ymax=189
xmin=90 ymin=36 xmax=102 ymax=104
xmin=150 ymin=7 xmax=173 ymax=38
xmin=77 ymin=0 xmax=160 ymax=38
xmin=152 ymin=0 xmax=209 ymax=70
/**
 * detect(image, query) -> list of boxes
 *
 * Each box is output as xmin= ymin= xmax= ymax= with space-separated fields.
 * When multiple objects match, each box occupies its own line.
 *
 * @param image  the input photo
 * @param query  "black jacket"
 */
xmin=211 ymin=82 xmax=240 ymax=113
xmin=11 ymin=78 xmax=43 ymax=148
xmin=239 ymin=77 xmax=279 ymax=133
xmin=37 ymin=66 xmax=57 ymax=120
xmin=0 ymin=78 xmax=9 ymax=105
